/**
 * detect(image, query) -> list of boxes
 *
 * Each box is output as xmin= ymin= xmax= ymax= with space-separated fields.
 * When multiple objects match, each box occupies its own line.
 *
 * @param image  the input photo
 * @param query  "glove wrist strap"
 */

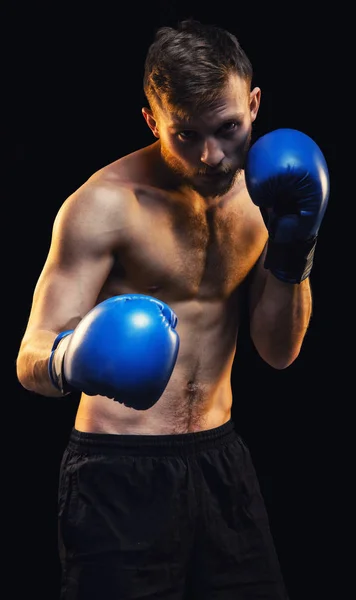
xmin=48 ymin=331 xmax=74 ymax=395
xmin=265 ymin=236 xmax=318 ymax=284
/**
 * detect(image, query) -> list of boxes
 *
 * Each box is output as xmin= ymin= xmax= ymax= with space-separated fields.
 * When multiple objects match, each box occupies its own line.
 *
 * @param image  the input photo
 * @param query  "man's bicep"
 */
xmin=27 ymin=259 xmax=107 ymax=335
xmin=25 ymin=202 xmax=115 ymax=337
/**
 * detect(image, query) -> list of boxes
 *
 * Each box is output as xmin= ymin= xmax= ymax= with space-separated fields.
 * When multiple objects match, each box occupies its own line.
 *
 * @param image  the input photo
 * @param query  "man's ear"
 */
xmin=142 ymin=107 xmax=160 ymax=138
xmin=250 ymin=87 xmax=261 ymax=123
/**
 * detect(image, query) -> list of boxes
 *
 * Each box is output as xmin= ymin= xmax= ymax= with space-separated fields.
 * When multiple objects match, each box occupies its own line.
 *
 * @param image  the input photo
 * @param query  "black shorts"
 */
xmin=58 ymin=420 xmax=289 ymax=599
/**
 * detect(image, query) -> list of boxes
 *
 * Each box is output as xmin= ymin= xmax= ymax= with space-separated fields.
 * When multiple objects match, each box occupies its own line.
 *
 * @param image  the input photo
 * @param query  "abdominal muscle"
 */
xmin=74 ymin=298 xmax=240 ymax=435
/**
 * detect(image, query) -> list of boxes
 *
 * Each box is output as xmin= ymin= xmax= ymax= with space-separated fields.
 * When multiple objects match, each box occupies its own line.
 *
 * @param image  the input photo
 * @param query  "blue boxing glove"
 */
xmin=245 ymin=128 xmax=330 ymax=283
xmin=48 ymin=294 xmax=180 ymax=410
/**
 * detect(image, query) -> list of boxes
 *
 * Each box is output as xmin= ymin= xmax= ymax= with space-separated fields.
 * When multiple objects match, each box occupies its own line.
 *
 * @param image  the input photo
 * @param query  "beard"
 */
xmin=160 ymin=131 xmax=252 ymax=199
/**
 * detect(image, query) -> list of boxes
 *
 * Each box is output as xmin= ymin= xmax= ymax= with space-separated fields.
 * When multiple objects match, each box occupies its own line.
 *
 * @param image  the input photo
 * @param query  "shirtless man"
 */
xmin=16 ymin=19 xmax=329 ymax=600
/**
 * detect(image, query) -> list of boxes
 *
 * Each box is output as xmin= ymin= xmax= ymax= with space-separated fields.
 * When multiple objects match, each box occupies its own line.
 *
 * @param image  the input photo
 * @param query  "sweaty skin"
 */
xmin=17 ymin=74 xmax=312 ymax=434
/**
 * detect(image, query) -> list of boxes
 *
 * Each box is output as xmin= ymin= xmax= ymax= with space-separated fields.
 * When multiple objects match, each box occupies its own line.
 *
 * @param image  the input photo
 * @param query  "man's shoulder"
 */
xmin=57 ymin=170 xmax=138 ymax=232
xmin=92 ymin=142 xmax=157 ymax=182
xmin=81 ymin=143 xmax=158 ymax=197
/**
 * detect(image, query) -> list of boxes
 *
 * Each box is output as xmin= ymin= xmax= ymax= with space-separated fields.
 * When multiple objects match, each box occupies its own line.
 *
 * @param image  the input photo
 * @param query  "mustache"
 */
xmin=197 ymin=165 xmax=232 ymax=176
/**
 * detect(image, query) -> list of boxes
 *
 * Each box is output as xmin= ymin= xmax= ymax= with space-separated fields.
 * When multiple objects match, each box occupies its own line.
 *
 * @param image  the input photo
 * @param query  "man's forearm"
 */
xmin=16 ymin=331 xmax=63 ymax=397
xmin=250 ymin=274 xmax=312 ymax=369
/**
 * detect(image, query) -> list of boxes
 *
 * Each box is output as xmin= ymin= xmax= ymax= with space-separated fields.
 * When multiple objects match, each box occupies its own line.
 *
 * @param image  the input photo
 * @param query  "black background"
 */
xmin=6 ymin=2 xmax=344 ymax=599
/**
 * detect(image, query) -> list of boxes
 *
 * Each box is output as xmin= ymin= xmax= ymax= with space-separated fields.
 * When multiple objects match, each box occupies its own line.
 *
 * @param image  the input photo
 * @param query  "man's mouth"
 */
xmin=200 ymin=171 xmax=227 ymax=178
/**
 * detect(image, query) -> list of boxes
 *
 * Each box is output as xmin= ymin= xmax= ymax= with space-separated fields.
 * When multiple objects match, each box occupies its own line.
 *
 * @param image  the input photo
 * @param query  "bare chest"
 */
xmin=109 ymin=198 xmax=264 ymax=299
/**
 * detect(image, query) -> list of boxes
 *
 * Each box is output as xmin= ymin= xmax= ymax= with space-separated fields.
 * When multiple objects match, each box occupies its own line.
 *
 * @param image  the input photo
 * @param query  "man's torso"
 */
xmin=74 ymin=143 xmax=267 ymax=434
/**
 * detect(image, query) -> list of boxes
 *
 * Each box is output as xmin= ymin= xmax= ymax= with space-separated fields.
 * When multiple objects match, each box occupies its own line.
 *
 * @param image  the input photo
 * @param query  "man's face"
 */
xmin=150 ymin=74 xmax=260 ymax=198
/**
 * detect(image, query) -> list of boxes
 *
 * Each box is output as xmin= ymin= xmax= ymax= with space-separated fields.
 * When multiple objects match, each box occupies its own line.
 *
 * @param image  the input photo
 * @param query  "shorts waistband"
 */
xmin=67 ymin=420 xmax=237 ymax=456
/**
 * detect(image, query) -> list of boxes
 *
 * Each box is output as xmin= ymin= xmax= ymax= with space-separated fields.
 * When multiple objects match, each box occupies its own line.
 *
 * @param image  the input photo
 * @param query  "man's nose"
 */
xmin=200 ymin=138 xmax=224 ymax=167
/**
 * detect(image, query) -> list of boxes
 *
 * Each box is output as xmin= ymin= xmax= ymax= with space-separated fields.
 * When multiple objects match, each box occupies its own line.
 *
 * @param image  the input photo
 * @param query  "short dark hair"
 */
xmin=143 ymin=18 xmax=253 ymax=117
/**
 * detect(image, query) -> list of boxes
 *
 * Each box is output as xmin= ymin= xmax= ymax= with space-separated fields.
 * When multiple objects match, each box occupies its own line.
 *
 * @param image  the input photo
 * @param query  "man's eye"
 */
xmin=221 ymin=122 xmax=238 ymax=133
xmin=178 ymin=131 xmax=197 ymax=141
